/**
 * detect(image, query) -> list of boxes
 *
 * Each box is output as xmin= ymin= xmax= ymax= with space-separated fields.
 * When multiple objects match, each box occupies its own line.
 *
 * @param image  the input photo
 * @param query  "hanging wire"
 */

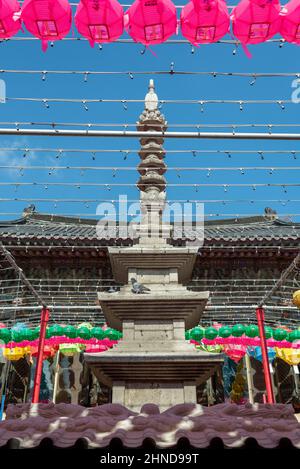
xmin=0 ymin=182 xmax=299 ymax=187
xmin=2 ymin=121 xmax=300 ymax=130
xmin=0 ymin=69 xmax=300 ymax=79
xmin=4 ymin=97 xmax=297 ymax=106
xmin=0 ymin=148 xmax=298 ymax=156
xmin=1 ymin=165 xmax=300 ymax=172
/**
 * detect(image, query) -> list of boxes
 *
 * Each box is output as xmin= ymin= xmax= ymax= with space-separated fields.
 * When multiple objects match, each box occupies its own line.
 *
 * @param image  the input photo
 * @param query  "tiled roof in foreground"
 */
xmin=0 ymin=210 xmax=300 ymax=245
xmin=0 ymin=402 xmax=299 ymax=449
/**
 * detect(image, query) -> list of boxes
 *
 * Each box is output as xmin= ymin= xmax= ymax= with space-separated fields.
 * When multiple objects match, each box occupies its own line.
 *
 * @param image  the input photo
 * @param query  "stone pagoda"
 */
xmin=85 ymin=81 xmax=223 ymax=412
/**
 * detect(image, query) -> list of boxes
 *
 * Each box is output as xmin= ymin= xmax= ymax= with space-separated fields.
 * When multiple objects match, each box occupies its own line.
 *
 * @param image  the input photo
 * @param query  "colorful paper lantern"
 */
xmin=195 ymin=343 xmax=223 ymax=353
xmin=104 ymin=328 xmax=120 ymax=340
xmin=0 ymin=0 xmax=22 ymax=39
xmin=78 ymin=322 xmax=93 ymax=330
xmin=31 ymin=344 xmax=57 ymax=359
xmin=223 ymin=344 xmax=247 ymax=362
xmin=59 ymin=343 xmax=84 ymax=356
xmin=231 ymin=0 xmax=281 ymax=51
xmin=287 ymin=330 xmax=300 ymax=342
xmin=280 ymin=0 xmax=300 ymax=44
xmin=32 ymin=327 xmax=40 ymax=339
xmin=124 ymin=0 xmax=177 ymax=46
xmin=180 ymin=0 xmax=230 ymax=45
xmin=21 ymin=0 xmax=72 ymax=51
xmin=272 ymin=328 xmax=288 ymax=341
xmin=204 ymin=327 xmax=218 ymax=340
xmin=292 ymin=289 xmax=300 ymax=308
xmin=245 ymin=324 xmax=259 ymax=338
xmin=49 ymin=324 xmax=64 ymax=337
xmin=64 ymin=325 xmax=77 ymax=338
xmin=190 ymin=326 xmax=204 ymax=341
xmin=0 ymin=328 xmax=11 ymax=343
xmin=232 ymin=324 xmax=245 ymax=337
xmin=75 ymin=0 xmax=124 ymax=47
xmin=77 ymin=326 xmax=91 ymax=339
xmin=248 ymin=346 xmax=276 ymax=362
xmin=264 ymin=326 xmax=273 ymax=339
xmin=219 ymin=326 xmax=232 ymax=338
xmin=3 ymin=346 xmax=30 ymax=361
xmin=91 ymin=327 xmax=105 ymax=340
xmin=276 ymin=347 xmax=300 ymax=365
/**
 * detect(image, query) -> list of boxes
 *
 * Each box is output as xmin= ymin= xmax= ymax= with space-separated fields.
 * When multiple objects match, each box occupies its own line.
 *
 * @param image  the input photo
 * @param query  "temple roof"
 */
xmin=0 ymin=210 xmax=299 ymax=246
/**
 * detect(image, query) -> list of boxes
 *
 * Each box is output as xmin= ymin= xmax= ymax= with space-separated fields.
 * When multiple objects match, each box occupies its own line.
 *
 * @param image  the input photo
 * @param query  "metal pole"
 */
xmin=256 ymin=307 xmax=275 ymax=404
xmin=32 ymin=307 xmax=50 ymax=404
xmin=244 ymin=354 xmax=254 ymax=404
xmin=1 ymin=128 xmax=300 ymax=140
xmin=52 ymin=350 xmax=60 ymax=404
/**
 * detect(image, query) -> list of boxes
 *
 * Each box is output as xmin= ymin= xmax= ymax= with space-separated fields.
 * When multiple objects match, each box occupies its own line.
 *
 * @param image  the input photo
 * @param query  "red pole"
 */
xmin=256 ymin=307 xmax=275 ymax=404
xmin=32 ymin=307 xmax=50 ymax=404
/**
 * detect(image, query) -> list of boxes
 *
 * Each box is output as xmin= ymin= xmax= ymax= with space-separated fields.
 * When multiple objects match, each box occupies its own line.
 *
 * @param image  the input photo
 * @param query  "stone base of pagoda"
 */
xmin=84 ymin=350 xmax=223 ymax=412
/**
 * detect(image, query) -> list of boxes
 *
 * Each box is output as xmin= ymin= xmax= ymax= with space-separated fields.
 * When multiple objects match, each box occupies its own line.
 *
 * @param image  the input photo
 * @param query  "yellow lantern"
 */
xmin=292 ymin=290 xmax=300 ymax=308
xmin=59 ymin=343 xmax=84 ymax=356
xmin=275 ymin=348 xmax=300 ymax=366
xmin=3 ymin=347 xmax=26 ymax=361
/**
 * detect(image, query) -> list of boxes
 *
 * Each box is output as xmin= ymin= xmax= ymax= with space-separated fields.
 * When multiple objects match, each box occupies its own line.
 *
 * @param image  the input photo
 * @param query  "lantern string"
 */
xmin=0 ymin=69 xmax=299 ymax=79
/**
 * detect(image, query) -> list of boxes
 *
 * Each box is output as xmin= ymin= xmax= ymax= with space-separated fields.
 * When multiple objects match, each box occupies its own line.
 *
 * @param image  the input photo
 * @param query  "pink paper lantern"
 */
xmin=75 ymin=0 xmax=124 ymax=47
xmin=0 ymin=0 xmax=22 ymax=38
xmin=223 ymin=344 xmax=247 ymax=362
xmin=231 ymin=0 xmax=281 ymax=46
xmin=180 ymin=0 xmax=229 ymax=45
xmin=280 ymin=0 xmax=300 ymax=43
xmin=124 ymin=0 xmax=177 ymax=46
xmin=21 ymin=0 xmax=72 ymax=51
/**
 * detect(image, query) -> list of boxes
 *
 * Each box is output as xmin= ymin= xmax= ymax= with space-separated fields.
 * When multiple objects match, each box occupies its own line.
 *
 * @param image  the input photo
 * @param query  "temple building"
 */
xmin=0 ymin=81 xmax=300 ymax=413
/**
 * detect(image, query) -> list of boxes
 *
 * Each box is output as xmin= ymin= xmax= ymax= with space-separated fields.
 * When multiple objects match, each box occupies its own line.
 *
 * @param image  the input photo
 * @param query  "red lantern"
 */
xmin=124 ymin=0 xmax=177 ymax=46
xmin=21 ymin=0 xmax=72 ymax=51
xmin=231 ymin=0 xmax=281 ymax=54
xmin=75 ymin=0 xmax=124 ymax=47
xmin=0 ymin=0 xmax=22 ymax=38
xmin=180 ymin=0 xmax=229 ymax=45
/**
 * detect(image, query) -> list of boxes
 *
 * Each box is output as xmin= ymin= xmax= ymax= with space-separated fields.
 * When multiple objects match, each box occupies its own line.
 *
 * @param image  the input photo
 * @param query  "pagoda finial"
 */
xmin=145 ymin=79 xmax=158 ymax=111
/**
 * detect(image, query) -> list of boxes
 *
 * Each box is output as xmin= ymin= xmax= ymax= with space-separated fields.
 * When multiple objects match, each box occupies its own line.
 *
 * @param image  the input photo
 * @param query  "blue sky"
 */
xmin=0 ymin=0 xmax=300 ymax=222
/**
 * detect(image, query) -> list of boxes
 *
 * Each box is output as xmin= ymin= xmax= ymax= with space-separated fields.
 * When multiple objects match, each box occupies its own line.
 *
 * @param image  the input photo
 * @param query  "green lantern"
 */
xmin=287 ymin=330 xmax=300 ymax=342
xmin=49 ymin=324 xmax=64 ymax=337
xmin=23 ymin=329 xmax=36 ymax=341
xmin=185 ymin=330 xmax=191 ymax=340
xmin=91 ymin=327 xmax=105 ymax=340
xmin=0 ymin=328 xmax=11 ymax=344
xmin=104 ymin=328 xmax=120 ymax=340
xmin=219 ymin=326 xmax=232 ymax=338
xmin=264 ymin=326 xmax=273 ymax=339
xmin=11 ymin=329 xmax=23 ymax=342
xmin=245 ymin=325 xmax=259 ymax=338
xmin=204 ymin=327 xmax=218 ymax=340
xmin=45 ymin=327 xmax=51 ymax=339
xmin=64 ymin=325 xmax=77 ymax=339
xmin=232 ymin=324 xmax=245 ymax=337
xmin=190 ymin=327 xmax=204 ymax=342
xmin=33 ymin=327 xmax=40 ymax=339
xmin=272 ymin=328 xmax=287 ymax=341
xmin=77 ymin=326 xmax=91 ymax=340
